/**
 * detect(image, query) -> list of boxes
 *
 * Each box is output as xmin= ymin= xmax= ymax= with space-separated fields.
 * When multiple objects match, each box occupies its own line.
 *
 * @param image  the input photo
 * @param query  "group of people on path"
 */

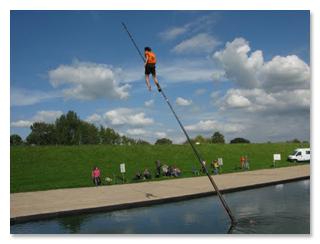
xmin=91 ymin=155 xmax=250 ymax=186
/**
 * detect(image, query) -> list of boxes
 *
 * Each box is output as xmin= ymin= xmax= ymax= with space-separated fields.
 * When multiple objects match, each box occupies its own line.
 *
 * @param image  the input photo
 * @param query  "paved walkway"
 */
xmin=11 ymin=165 xmax=310 ymax=223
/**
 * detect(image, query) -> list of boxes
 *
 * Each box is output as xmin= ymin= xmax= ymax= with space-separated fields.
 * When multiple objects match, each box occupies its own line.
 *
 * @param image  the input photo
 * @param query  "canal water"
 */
xmin=11 ymin=179 xmax=310 ymax=234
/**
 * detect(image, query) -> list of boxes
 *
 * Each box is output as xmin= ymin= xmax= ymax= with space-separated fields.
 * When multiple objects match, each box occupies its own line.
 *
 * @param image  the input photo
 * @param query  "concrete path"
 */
xmin=11 ymin=165 xmax=310 ymax=223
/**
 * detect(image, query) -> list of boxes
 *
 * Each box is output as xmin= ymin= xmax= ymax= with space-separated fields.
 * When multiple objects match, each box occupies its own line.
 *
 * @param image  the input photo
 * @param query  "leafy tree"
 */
xmin=230 ymin=137 xmax=250 ymax=144
xmin=211 ymin=131 xmax=225 ymax=144
xmin=99 ymin=126 xmax=121 ymax=145
xmin=55 ymin=111 xmax=81 ymax=145
xmin=24 ymin=110 xmax=140 ymax=146
xmin=108 ymin=128 xmax=121 ymax=145
xmin=183 ymin=135 xmax=210 ymax=145
xmin=287 ymin=138 xmax=301 ymax=143
xmin=79 ymin=122 xmax=100 ymax=144
xmin=194 ymin=135 xmax=209 ymax=144
xmin=26 ymin=122 xmax=57 ymax=145
xmin=99 ymin=126 xmax=107 ymax=144
xmin=136 ymin=139 xmax=150 ymax=145
xmin=155 ymin=138 xmax=172 ymax=145
xmin=10 ymin=134 xmax=23 ymax=146
xmin=120 ymin=135 xmax=136 ymax=145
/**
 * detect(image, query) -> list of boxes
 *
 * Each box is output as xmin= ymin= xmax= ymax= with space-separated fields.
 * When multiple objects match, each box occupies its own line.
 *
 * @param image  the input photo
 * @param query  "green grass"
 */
xmin=10 ymin=143 xmax=309 ymax=193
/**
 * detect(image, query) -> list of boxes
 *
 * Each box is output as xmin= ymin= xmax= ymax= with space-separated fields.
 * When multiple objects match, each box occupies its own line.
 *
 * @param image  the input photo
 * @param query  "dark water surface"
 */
xmin=11 ymin=179 xmax=310 ymax=234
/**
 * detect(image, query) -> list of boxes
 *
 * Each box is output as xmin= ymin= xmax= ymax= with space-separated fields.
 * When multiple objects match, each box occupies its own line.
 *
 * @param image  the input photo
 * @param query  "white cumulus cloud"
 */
xmin=85 ymin=113 xmax=103 ymax=125
xmin=104 ymin=108 xmax=154 ymax=127
xmin=260 ymin=55 xmax=310 ymax=92
xmin=11 ymin=120 xmax=33 ymax=128
xmin=225 ymin=93 xmax=251 ymax=108
xmin=214 ymin=37 xmax=263 ymax=88
xmin=212 ymin=36 xmax=310 ymax=142
xmin=126 ymin=128 xmax=147 ymax=136
xmin=11 ymin=110 xmax=63 ymax=128
xmin=33 ymin=110 xmax=63 ymax=122
xmin=49 ymin=61 xmax=130 ymax=100
xmin=154 ymin=132 xmax=167 ymax=138
xmin=176 ymin=97 xmax=192 ymax=106
xmin=213 ymin=37 xmax=310 ymax=91
xmin=217 ymin=88 xmax=309 ymax=113
xmin=185 ymin=120 xmax=243 ymax=134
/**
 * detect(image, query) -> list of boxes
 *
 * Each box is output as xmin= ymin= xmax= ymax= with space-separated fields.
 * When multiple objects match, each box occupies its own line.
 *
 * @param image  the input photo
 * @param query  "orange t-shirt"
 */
xmin=145 ymin=51 xmax=156 ymax=64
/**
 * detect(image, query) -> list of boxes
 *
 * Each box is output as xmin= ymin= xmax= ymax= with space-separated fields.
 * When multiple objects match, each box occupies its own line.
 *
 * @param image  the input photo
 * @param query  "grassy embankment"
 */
xmin=10 ymin=143 xmax=309 ymax=193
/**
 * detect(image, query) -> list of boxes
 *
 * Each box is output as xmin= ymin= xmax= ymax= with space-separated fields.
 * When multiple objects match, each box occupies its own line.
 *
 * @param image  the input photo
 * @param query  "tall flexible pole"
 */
xmin=121 ymin=22 xmax=237 ymax=226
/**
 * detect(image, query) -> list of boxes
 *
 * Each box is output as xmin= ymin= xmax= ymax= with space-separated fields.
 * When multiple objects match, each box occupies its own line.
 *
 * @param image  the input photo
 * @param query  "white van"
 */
xmin=287 ymin=148 xmax=310 ymax=162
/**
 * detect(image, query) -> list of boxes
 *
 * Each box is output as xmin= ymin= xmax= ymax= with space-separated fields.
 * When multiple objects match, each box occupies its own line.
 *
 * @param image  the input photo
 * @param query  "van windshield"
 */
xmin=292 ymin=150 xmax=299 ymax=156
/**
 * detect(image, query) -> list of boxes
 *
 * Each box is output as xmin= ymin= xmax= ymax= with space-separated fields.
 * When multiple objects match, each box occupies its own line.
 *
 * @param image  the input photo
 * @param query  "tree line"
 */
xmin=11 ymin=111 xmax=148 ymax=146
xmin=181 ymin=132 xmax=250 ymax=145
xmin=10 ymin=112 xmax=246 ymax=146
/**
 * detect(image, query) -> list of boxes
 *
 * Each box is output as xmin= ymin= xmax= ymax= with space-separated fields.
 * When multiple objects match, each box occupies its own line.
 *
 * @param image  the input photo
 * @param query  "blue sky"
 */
xmin=10 ymin=10 xmax=310 ymax=143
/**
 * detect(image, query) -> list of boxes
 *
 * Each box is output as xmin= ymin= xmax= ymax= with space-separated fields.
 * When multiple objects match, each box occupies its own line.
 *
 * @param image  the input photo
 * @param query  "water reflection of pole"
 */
xmin=121 ymin=22 xmax=237 ymax=226
xmin=227 ymin=224 xmax=235 ymax=234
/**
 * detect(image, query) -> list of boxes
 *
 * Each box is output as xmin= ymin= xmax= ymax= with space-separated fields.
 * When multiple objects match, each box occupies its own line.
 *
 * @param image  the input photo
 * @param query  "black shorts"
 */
xmin=145 ymin=63 xmax=156 ymax=76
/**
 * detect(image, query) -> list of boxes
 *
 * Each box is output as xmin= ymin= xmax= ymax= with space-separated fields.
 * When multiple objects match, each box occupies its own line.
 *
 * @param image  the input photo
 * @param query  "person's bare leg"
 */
xmin=145 ymin=75 xmax=151 ymax=91
xmin=152 ymin=74 xmax=161 ymax=91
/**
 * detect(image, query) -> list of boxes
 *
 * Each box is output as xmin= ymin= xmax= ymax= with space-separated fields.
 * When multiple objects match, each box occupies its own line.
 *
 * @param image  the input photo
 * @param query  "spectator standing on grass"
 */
xmin=218 ymin=158 xmax=223 ymax=173
xmin=213 ymin=160 xmax=219 ymax=175
xmin=168 ymin=165 xmax=174 ymax=176
xmin=155 ymin=160 xmax=161 ymax=177
xmin=202 ymin=160 xmax=207 ymax=173
xmin=240 ymin=156 xmax=245 ymax=169
xmin=244 ymin=155 xmax=250 ymax=170
xmin=210 ymin=160 xmax=215 ymax=172
xmin=91 ymin=166 xmax=101 ymax=186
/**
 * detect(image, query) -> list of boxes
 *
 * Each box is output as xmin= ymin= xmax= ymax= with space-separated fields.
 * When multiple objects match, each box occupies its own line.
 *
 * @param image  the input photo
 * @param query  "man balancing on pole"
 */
xmin=144 ymin=46 xmax=161 ymax=92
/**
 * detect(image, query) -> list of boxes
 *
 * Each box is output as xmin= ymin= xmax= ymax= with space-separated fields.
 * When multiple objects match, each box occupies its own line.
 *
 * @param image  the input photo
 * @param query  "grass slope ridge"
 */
xmin=10 ymin=143 xmax=308 ymax=193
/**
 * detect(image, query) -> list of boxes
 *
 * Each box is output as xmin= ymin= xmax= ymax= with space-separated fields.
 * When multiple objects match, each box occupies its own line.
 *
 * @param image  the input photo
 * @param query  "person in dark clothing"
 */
xmin=167 ymin=165 xmax=174 ymax=176
xmin=155 ymin=160 xmax=161 ymax=177
xmin=135 ymin=171 xmax=142 ymax=180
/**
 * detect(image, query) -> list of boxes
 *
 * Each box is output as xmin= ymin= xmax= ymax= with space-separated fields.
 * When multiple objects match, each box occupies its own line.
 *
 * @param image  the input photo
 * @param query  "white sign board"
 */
xmin=218 ymin=158 xmax=223 ymax=166
xmin=120 ymin=163 xmax=126 ymax=173
xmin=273 ymin=154 xmax=281 ymax=161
